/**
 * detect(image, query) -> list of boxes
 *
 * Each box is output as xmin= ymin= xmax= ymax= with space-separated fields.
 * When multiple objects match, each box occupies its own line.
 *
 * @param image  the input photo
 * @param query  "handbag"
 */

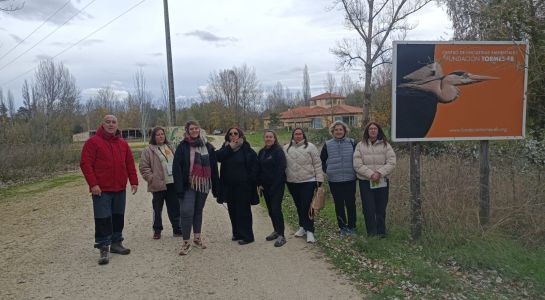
xmin=307 ymin=150 xmax=325 ymax=220
xmin=309 ymin=185 xmax=325 ymax=220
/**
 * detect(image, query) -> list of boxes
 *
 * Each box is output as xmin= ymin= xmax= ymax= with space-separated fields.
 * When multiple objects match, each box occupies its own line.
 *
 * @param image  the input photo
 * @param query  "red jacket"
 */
xmin=80 ymin=126 xmax=138 ymax=192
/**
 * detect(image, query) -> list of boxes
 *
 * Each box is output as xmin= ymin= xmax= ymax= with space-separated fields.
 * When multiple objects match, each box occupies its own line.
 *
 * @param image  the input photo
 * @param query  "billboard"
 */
xmin=392 ymin=41 xmax=528 ymax=142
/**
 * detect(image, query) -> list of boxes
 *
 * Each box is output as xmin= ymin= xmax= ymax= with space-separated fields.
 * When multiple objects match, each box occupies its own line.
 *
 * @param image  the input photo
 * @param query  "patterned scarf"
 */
xmin=184 ymin=135 xmax=212 ymax=193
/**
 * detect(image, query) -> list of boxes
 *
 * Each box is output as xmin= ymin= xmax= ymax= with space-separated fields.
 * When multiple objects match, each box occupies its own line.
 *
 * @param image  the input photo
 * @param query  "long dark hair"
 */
xmin=363 ymin=122 xmax=388 ymax=147
xmin=224 ymin=127 xmax=246 ymax=142
xmin=286 ymin=127 xmax=308 ymax=152
xmin=149 ymin=126 xmax=170 ymax=145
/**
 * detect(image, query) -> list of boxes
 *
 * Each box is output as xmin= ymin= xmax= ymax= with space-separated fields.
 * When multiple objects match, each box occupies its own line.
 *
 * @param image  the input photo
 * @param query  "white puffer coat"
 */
xmin=283 ymin=140 xmax=324 ymax=183
xmin=353 ymin=139 xmax=396 ymax=180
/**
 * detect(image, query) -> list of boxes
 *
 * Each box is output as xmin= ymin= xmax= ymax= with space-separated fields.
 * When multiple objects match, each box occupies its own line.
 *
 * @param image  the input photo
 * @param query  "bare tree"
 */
xmin=7 ymin=89 xmax=14 ymax=125
xmin=331 ymin=0 xmax=432 ymax=127
xmin=0 ymin=88 xmax=6 ymax=125
xmin=266 ymin=81 xmax=292 ymax=113
xmin=160 ymin=74 xmax=171 ymax=126
xmin=302 ymin=64 xmax=311 ymax=105
xmin=22 ymin=80 xmax=36 ymax=119
xmin=132 ymin=68 xmax=152 ymax=141
xmin=339 ymin=72 xmax=357 ymax=96
xmin=33 ymin=59 xmax=80 ymax=140
xmin=0 ymin=0 xmax=23 ymax=12
xmin=325 ymin=72 xmax=338 ymax=94
xmin=205 ymin=64 xmax=262 ymax=129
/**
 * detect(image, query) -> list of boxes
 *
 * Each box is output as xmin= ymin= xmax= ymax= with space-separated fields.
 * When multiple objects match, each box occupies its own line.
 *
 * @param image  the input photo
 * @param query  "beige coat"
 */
xmin=139 ymin=144 xmax=174 ymax=192
xmin=353 ymin=140 xmax=396 ymax=180
xmin=283 ymin=140 xmax=324 ymax=183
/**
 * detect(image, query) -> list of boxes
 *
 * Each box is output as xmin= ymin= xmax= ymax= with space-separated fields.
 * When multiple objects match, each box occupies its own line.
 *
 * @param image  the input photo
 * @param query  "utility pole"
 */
xmin=163 ymin=0 xmax=176 ymax=126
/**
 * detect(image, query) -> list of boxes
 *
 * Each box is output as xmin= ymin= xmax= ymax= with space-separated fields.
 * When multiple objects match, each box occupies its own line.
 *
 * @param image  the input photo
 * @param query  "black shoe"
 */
xmin=238 ymin=240 xmax=254 ymax=245
xmin=98 ymin=246 xmax=109 ymax=265
xmin=232 ymin=236 xmax=241 ymax=241
xmin=274 ymin=236 xmax=286 ymax=247
xmin=110 ymin=242 xmax=130 ymax=255
xmin=265 ymin=232 xmax=279 ymax=241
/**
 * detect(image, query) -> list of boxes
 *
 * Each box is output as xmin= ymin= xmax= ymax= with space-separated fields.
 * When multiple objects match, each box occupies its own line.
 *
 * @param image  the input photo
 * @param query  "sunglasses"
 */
xmin=229 ymin=131 xmax=239 ymax=136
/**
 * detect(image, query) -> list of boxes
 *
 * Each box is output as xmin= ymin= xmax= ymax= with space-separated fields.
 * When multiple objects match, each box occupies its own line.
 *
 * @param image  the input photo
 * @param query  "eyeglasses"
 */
xmin=229 ymin=132 xmax=239 ymax=136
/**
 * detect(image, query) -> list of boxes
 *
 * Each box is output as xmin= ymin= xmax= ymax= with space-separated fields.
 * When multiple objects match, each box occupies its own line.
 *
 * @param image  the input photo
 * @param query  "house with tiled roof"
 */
xmin=264 ymin=92 xmax=363 ymax=129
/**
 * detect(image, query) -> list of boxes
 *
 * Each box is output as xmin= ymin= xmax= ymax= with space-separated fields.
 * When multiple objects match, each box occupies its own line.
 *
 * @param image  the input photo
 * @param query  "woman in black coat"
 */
xmin=216 ymin=127 xmax=259 ymax=245
xmin=172 ymin=121 xmax=220 ymax=255
xmin=257 ymin=130 xmax=287 ymax=247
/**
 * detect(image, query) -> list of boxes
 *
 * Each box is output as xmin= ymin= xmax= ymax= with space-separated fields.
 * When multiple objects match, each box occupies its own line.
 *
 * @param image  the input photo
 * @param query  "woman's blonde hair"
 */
xmin=329 ymin=120 xmax=350 ymax=137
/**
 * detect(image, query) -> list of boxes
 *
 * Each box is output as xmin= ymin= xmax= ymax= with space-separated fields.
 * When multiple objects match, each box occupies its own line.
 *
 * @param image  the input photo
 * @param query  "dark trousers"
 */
xmin=225 ymin=183 xmax=254 ymax=242
xmin=263 ymin=183 xmax=285 ymax=236
xmin=179 ymin=188 xmax=208 ymax=240
xmin=92 ymin=190 xmax=126 ymax=248
xmin=329 ymin=180 xmax=357 ymax=230
xmin=152 ymin=183 xmax=182 ymax=234
xmin=358 ymin=179 xmax=389 ymax=236
xmin=287 ymin=181 xmax=316 ymax=233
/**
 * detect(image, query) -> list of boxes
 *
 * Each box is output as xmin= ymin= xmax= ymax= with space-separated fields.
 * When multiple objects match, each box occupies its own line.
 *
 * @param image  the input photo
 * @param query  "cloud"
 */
xmin=182 ymin=30 xmax=238 ymax=46
xmin=135 ymin=62 xmax=147 ymax=68
xmin=82 ymin=87 xmax=129 ymax=100
xmin=50 ymin=38 xmax=102 ymax=48
xmin=79 ymin=38 xmax=102 ymax=47
xmin=148 ymin=52 xmax=163 ymax=57
xmin=9 ymin=34 xmax=23 ymax=43
xmin=273 ymin=66 xmax=305 ymax=76
xmin=6 ymin=0 xmax=91 ymax=25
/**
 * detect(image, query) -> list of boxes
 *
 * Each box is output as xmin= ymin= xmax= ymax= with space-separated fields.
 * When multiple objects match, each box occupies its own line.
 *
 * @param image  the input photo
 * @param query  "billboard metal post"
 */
xmin=410 ymin=142 xmax=422 ymax=240
xmin=479 ymin=140 xmax=490 ymax=226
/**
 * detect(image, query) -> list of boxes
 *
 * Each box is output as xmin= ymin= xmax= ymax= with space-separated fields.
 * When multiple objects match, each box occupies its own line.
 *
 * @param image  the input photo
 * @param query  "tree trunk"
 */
xmin=362 ymin=65 xmax=372 ymax=127
xmin=410 ymin=142 xmax=422 ymax=240
xmin=479 ymin=140 xmax=490 ymax=227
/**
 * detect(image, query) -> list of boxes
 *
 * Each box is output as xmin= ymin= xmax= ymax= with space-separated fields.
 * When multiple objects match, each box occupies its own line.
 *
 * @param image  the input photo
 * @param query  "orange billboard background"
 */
xmin=426 ymin=43 xmax=527 ymax=138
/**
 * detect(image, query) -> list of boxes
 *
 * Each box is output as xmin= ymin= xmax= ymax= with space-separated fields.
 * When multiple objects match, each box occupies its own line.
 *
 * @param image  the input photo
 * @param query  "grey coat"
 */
xmin=320 ymin=137 xmax=356 ymax=183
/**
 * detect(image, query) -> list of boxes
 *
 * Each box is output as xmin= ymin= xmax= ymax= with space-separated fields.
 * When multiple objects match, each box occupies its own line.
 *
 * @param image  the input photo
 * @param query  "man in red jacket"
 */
xmin=80 ymin=115 xmax=138 ymax=265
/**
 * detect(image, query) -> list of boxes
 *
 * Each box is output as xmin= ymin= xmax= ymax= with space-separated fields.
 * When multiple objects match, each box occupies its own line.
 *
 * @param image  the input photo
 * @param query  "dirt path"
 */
xmin=0 ymin=138 xmax=361 ymax=299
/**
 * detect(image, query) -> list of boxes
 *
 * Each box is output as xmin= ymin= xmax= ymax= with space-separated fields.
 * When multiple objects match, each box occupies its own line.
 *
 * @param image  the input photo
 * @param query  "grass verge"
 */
xmin=0 ymin=173 xmax=83 ymax=200
xmin=276 ymin=183 xmax=545 ymax=299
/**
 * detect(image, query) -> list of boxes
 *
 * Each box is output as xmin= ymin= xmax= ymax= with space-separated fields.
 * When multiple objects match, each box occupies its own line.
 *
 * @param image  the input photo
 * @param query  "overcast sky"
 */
xmin=0 ymin=0 xmax=452 ymax=107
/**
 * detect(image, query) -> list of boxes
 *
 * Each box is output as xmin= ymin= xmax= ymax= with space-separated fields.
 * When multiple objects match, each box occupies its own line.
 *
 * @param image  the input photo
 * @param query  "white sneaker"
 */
xmin=294 ymin=227 xmax=306 ymax=237
xmin=306 ymin=232 xmax=316 ymax=243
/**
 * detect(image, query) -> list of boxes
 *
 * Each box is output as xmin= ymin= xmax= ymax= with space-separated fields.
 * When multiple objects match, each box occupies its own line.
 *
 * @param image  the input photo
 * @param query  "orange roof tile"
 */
xmin=277 ymin=104 xmax=362 ymax=119
xmin=310 ymin=92 xmax=345 ymax=101
xmin=279 ymin=106 xmax=325 ymax=119
xmin=313 ymin=104 xmax=363 ymax=116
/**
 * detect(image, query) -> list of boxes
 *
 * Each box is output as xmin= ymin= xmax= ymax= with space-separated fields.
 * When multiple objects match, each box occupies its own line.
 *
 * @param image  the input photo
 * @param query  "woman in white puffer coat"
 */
xmin=284 ymin=128 xmax=324 ymax=243
xmin=353 ymin=122 xmax=396 ymax=237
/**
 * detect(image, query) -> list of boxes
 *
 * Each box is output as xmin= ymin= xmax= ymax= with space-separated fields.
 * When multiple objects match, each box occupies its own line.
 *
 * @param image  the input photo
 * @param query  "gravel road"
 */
xmin=0 ymin=138 xmax=362 ymax=299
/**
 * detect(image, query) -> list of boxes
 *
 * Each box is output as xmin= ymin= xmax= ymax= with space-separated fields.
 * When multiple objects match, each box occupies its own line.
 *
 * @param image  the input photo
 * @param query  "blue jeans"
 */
xmin=92 ymin=191 xmax=126 ymax=248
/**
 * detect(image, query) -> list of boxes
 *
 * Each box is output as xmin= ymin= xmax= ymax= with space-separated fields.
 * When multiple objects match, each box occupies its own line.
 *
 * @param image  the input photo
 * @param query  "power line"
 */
xmin=0 ymin=0 xmax=72 ymax=63
xmin=0 ymin=0 xmax=98 ymax=72
xmin=1 ymin=0 xmax=148 ymax=87
xmin=51 ymin=0 xmax=148 ymax=61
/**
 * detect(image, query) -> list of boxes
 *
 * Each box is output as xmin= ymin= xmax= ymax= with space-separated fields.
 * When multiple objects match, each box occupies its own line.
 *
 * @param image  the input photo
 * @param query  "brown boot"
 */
xmin=98 ymin=246 xmax=110 ymax=265
xmin=110 ymin=242 xmax=130 ymax=255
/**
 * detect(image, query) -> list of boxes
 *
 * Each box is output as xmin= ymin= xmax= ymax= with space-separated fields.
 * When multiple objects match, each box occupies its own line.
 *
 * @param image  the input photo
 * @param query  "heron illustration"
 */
xmin=398 ymin=62 xmax=499 ymax=103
